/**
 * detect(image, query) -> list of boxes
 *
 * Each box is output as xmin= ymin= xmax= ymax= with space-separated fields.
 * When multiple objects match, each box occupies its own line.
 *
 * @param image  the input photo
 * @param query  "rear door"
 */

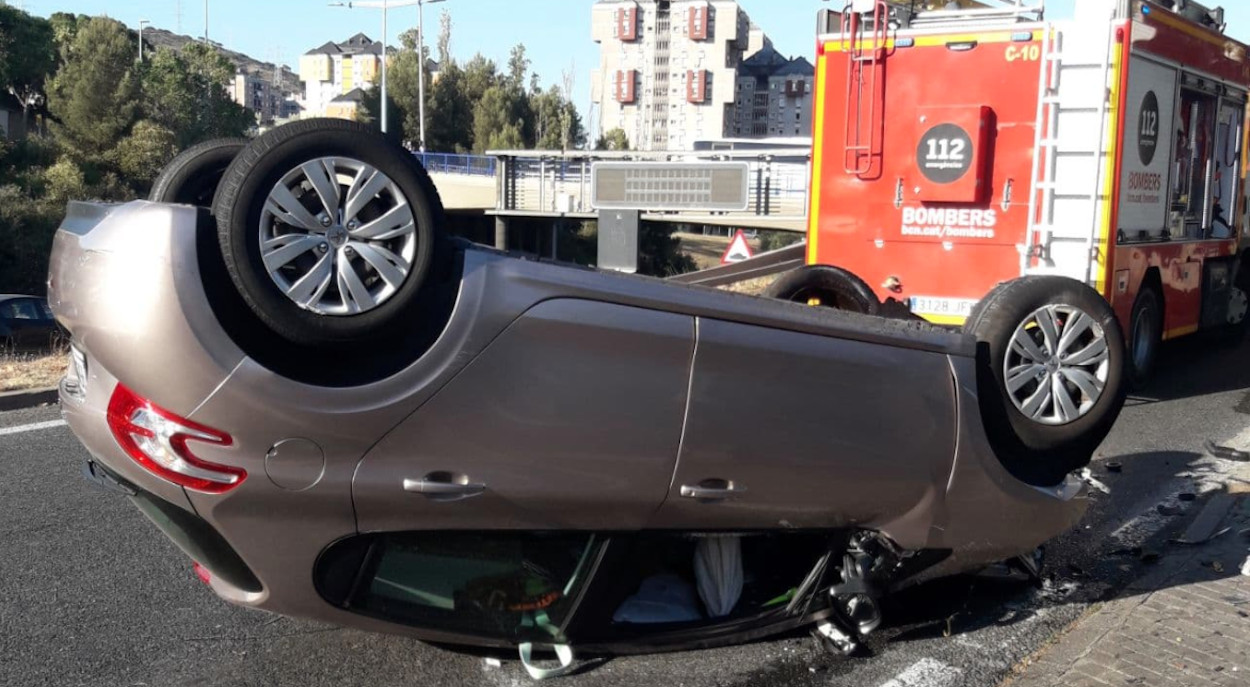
xmin=352 ymin=299 xmax=694 ymax=532
xmin=649 ymin=318 xmax=958 ymax=531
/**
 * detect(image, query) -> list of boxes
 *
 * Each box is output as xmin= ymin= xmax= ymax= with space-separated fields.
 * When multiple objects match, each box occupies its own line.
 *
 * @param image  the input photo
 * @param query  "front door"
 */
xmin=649 ymin=318 xmax=958 ymax=531
xmin=352 ymin=299 xmax=694 ymax=532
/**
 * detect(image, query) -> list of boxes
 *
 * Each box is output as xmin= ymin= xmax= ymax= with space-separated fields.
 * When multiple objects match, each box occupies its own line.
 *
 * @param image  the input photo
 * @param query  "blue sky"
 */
xmin=18 ymin=1 xmax=1250 ymax=115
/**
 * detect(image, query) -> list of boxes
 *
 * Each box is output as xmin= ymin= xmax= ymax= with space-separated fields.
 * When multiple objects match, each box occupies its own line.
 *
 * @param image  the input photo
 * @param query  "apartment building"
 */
xmin=299 ymin=33 xmax=384 ymax=119
xmin=590 ymin=0 xmax=771 ymax=151
xmin=730 ymin=45 xmax=814 ymax=138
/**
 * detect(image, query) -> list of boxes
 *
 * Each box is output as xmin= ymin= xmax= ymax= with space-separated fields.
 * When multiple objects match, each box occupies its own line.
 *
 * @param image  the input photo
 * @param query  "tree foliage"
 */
xmin=0 ymin=7 xmax=256 ymax=295
xmin=596 ymin=127 xmax=631 ymax=151
xmin=47 ymin=17 xmax=139 ymax=158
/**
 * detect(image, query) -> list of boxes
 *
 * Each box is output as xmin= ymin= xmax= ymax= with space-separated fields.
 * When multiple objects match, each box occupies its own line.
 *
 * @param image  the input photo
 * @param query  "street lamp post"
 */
xmin=138 ymin=19 xmax=150 ymax=61
xmin=329 ymin=0 xmax=447 ymax=142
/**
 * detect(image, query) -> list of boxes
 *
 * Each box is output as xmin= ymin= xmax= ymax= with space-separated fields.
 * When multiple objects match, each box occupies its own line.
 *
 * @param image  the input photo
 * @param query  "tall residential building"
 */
xmin=590 ymin=0 xmax=770 ymax=151
xmin=299 ymin=33 xmax=384 ymax=119
xmin=730 ymin=45 xmax=814 ymax=138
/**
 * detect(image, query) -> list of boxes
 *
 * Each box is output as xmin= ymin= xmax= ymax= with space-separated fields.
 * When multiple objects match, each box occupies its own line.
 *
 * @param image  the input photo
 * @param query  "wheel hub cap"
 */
xmin=259 ymin=156 xmax=418 ymax=316
xmin=1004 ymin=304 xmax=1111 ymax=426
xmin=1229 ymin=286 xmax=1248 ymax=325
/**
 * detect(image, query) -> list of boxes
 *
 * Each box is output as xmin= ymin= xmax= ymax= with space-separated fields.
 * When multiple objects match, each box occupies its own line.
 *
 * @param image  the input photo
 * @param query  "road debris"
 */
xmin=1177 ymin=492 xmax=1197 ymax=502
xmin=1205 ymin=439 xmax=1250 ymax=462
xmin=1079 ymin=468 xmax=1111 ymax=494
xmin=1242 ymin=554 xmax=1250 ymax=577
xmin=1168 ymin=527 xmax=1232 ymax=546
xmin=1105 ymin=461 xmax=1123 ymax=473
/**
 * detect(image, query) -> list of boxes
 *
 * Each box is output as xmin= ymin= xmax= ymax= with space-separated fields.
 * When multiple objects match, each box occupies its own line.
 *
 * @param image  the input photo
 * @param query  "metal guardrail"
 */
xmin=414 ymin=152 xmax=497 ymax=177
xmin=667 ymin=242 xmax=807 ymax=287
xmin=486 ymin=149 xmax=812 ymax=225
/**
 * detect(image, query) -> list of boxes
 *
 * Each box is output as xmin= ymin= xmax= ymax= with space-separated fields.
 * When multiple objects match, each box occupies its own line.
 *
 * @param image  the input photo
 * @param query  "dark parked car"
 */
xmin=0 ymin=295 xmax=63 ymax=352
xmin=49 ymin=120 xmax=1125 ymax=677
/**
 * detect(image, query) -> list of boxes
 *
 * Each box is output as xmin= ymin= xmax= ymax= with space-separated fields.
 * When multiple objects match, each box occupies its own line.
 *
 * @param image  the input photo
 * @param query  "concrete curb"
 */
xmin=0 ymin=387 xmax=59 ymax=412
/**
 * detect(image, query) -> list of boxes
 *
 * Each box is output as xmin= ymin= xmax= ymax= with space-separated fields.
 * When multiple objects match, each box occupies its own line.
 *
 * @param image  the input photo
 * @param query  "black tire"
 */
xmin=764 ymin=265 xmax=880 ymax=315
xmin=964 ymin=276 xmax=1127 ymax=486
xmin=150 ymin=139 xmax=248 ymax=207
xmin=214 ymin=119 xmax=444 ymax=348
xmin=1221 ymin=268 xmax=1249 ymax=345
xmin=1126 ymin=285 xmax=1162 ymax=387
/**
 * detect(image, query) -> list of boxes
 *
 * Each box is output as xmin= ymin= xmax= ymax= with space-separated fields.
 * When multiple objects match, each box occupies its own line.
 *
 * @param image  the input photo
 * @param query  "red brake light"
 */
xmin=193 ymin=562 xmax=213 ymax=586
xmin=106 ymin=384 xmax=244 ymax=494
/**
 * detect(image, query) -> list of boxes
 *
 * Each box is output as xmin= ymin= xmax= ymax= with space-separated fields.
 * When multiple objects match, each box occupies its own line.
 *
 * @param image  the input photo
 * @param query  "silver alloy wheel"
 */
xmin=259 ymin=157 xmax=417 ymax=316
xmin=1229 ymin=285 xmax=1248 ymax=326
xmin=1004 ymin=304 xmax=1110 ymax=426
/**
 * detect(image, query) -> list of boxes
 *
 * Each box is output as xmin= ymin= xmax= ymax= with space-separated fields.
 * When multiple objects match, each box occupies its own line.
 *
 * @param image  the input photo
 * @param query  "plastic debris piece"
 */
xmin=1105 ymin=461 xmax=1123 ymax=473
xmin=1178 ymin=492 xmax=1197 ymax=502
xmin=1080 ymin=468 xmax=1112 ymax=494
xmin=1205 ymin=439 xmax=1250 ymax=462
xmin=1241 ymin=555 xmax=1250 ymax=577
xmin=484 ymin=658 xmax=502 ymax=669
xmin=1168 ymin=527 xmax=1232 ymax=546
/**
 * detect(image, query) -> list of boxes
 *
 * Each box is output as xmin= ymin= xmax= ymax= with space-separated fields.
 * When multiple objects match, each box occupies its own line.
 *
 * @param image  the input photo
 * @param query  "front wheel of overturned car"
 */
xmin=214 ymin=119 xmax=444 ymax=348
xmin=964 ymin=276 xmax=1128 ymax=486
xmin=764 ymin=265 xmax=881 ymax=315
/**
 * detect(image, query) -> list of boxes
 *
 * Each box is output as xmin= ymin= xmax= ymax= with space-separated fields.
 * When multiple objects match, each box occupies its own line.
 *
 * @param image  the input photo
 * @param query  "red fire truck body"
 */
xmin=808 ymin=0 xmax=1250 ymax=364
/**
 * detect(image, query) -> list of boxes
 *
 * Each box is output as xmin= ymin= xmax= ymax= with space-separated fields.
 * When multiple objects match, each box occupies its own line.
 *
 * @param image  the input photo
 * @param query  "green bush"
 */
xmin=0 ymin=186 xmax=62 ymax=295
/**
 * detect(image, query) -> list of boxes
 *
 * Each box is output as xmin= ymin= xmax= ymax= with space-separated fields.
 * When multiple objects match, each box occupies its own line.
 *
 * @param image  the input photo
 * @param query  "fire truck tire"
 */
xmin=1222 ymin=268 xmax=1249 ymax=344
xmin=964 ymin=276 xmax=1128 ymax=486
xmin=150 ymin=138 xmax=247 ymax=207
xmin=1127 ymin=285 xmax=1163 ymax=387
xmin=764 ymin=265 xmax=880 ymax=315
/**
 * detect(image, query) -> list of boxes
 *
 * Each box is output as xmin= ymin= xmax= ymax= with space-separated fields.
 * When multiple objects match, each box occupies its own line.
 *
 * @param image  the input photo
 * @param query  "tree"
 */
xmin=114 ymin=120 xmax=178 ymax=187
xmin=596 ymin=127 xmax=630 ymax=151
xmin=473 ymin=85 xmax=525 ymax=152
xmin=436 ymin=9 xmax=452 ymax=66
xmin=425 ymin=60 xmax=472 ymax=152
xmin=507 ymin=44 xmax=529 ymax=90
xmin=47 ymin=17 xmax=139 ymax=158
xmin=140 ymin=44 xmax=253 ymax=148
xmin=0 ymin=7 xmax=56 ymax=133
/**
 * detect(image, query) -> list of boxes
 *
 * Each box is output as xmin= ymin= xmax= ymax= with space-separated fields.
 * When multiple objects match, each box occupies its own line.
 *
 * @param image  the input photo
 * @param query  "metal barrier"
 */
xmin=414 ymin=152 xmax=497 ymax=177
xmin=487 ymin=149 xmax=812 ymax=225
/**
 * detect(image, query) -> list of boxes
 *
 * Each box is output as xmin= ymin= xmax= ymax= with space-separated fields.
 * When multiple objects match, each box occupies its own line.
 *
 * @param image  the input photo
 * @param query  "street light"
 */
xmin=138 ymin=19 xmax=150 ymax=61
xmin=329 ymin=0 xmax=447 ymax=142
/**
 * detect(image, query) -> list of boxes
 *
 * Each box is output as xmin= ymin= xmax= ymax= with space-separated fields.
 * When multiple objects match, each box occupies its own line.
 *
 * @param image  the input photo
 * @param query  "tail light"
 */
xmin=193 ymin=562 xmax=213 ymax=586
xmin=106 ymin=384 xmax=245 ymax=494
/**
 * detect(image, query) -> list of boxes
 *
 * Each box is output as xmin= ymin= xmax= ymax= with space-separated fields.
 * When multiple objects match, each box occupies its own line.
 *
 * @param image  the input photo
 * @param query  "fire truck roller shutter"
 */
xmin=963 ymin=276 xmax=1128 ymax=487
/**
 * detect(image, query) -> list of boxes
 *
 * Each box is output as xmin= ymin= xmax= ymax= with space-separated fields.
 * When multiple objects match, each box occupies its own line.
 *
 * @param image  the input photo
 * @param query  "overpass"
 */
xmin=419 ymin=149 xmax=812 ymax=243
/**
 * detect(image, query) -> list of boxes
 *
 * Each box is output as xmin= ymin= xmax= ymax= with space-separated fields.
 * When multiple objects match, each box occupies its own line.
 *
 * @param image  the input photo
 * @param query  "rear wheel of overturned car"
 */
xmin=764 ymin=265 xmax=881 ymax=315
xmin=149 ymin=138 xmax=248 ymax=207
xmin=214 ymin=119 xmax=444 ymax=348
xmin=964 ymin=276 xmax=1127 ymax=486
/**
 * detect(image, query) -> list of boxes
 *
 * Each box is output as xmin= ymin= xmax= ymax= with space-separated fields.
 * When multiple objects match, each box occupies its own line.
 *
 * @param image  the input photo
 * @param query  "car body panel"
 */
xmin=354 ymin=299 xmax=694 ymax=533
xmin=48 ymin=200 xmax=1089 ymax=651
xmin=651 ymin=317 xmax=957 ymax=531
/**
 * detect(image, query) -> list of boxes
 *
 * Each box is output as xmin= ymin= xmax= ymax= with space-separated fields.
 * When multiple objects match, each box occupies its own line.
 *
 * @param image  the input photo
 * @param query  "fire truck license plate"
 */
xmin=910 ymin=296 xmax=979 ymax=318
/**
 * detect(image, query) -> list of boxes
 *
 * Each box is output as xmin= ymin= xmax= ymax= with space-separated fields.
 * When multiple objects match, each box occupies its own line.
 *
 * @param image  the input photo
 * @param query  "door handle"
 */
xmin=403 ymin=472 xmax=486 ymax=500
xmin=680 ymin=479 xmax=746 ymax=501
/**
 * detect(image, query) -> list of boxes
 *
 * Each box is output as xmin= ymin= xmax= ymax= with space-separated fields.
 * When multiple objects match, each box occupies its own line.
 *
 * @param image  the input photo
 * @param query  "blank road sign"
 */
xmin=591 ymin=161 xmax=750 ymax=212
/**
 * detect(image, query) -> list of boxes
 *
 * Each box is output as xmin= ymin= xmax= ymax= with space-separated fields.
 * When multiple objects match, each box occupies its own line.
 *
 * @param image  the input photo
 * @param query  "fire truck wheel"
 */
xmin=964 ymin=276 xmax=1128 ymax=486
xmin=150 ymin=138 xmax=247 ymax=207
xmin=764 ymin=265 xmax=880 ymax=315
xmin=1222 ymin=270 xmax=1249 ymax=345
xmin=1127 ymin=285 xmax=1163 ymax=386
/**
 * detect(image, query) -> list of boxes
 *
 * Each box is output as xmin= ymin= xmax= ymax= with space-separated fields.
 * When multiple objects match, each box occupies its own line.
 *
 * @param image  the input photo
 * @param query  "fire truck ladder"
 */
xmin=1024 ymin=17 xmax=1116 ymax=286
xmin=841 ymin=1 xmax=888 ymax=176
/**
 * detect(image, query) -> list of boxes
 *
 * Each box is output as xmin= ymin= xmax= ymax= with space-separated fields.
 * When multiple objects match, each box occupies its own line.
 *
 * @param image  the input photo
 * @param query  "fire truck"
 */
xmin=803 ymin=0 xmax=1250 ymax=380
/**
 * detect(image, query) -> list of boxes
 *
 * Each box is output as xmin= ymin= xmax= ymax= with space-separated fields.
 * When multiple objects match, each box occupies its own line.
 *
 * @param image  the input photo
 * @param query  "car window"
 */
xmin=9 ymin=300 xmax=42 ymax=320
xmin=39 ymin=301 xmax=53 ymax=320
xmin=325 ymin=532 xmax=600 ymax=643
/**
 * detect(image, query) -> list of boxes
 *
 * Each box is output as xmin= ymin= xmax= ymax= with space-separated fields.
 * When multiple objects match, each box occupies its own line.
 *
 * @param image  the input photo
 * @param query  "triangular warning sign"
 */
xmin=721 ymin=230 xmax=754 ymax=264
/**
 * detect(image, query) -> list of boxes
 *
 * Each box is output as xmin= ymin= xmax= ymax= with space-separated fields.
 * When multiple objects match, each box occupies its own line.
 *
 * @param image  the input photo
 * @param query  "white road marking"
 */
xmin=878 ymin=658 xmax=962 ymax=687
xmin=0 ymin=419 xmax=68 ymax=437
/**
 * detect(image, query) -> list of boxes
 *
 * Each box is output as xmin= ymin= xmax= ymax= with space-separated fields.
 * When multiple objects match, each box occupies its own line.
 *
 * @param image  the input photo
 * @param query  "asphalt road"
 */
xmin=1 ymin=335 xmax=1248 ymax=687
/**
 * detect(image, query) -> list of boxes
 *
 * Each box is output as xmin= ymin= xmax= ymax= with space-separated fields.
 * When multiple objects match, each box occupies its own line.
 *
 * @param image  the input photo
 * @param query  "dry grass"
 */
xmin=0 ymin=350 xmax=68 ymax=392
xmin=721 ymin=276 xmax=778 ymax=296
